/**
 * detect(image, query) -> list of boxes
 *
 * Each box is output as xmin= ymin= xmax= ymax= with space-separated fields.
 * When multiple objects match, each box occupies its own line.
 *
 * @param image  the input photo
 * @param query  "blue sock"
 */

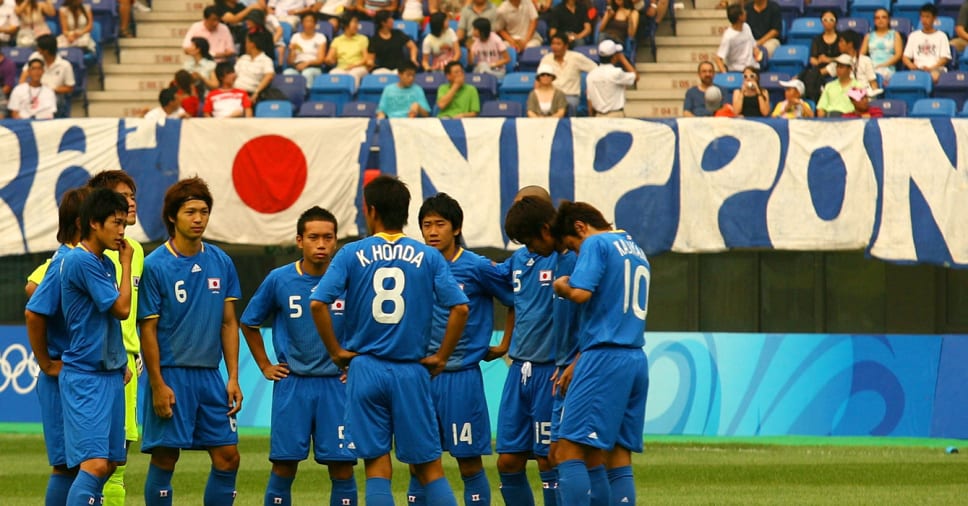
xmin=461 ymin=470 xmax=490 ymax=504
xmin=557 ymin=459 xmax=590 ymax=506
xmin=407 ymin=474 xmax=426 ymax=505
xmin=588 ymin=465 xmax=610 ymax=506
xmin=330 ymin=477 xmax=358 ymax=506
xmin=144 ymin=464 xmax=173 ymax=506
xmin=365 ymin=477 xmax=394 ymax=506
xmin=607 ymin=466 xmax=634 ymax=506
xmin=498 ymin=471 xmax=534 ymax=506
xmin=540 ymin=469 xmax=558 ymax=506
xmin=46 ymin=472 xmax=74 ymax=506
xmin=65 ymin=470 xmax=101 ymax=506
xmin=424 ymin=477 xmax=457 ymax=506
xmin=204 ymin=467 xmax=238 ymax=506
xmin=264 ymin=472 xmax=294 ymax=506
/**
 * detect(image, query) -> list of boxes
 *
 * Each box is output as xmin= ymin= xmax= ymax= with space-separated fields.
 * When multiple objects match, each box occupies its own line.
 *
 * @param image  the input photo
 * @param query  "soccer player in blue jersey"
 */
xmin=240 ymin=206 xmax=358 ymax=506
xmin=549 ymin=201 xmax=650 ymax=506
xmin=57 ymin=188 xmax=134 ymax=506
xmin=495 ymin=188 xmax=561 ymax=506
xmin=310 ymin=175 xmax=469 ymax=506
xmin=24 ymin=186 xmax=90 ymax=506
xmin=406 ymin=193 xmax=515 ymax=506
xmin=139 ymin=178 xmax=243 ymax=506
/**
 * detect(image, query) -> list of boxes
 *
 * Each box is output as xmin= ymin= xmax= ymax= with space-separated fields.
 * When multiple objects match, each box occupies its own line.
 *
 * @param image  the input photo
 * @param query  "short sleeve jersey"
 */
xmin=240 ymin=261 xmax=345 ymax=376
xmin=494 ymin=248 xmax=557 ymax=362
xmin=138 ymin=241 xmax=241 ymax=368
xmin=552 ymin=250 xmax=581 ymax=366
xmin=24 ymin=245 xmax=73 ymax=359
xmin=568 ymin=231 xmax=650 ymax=350
xmin=311 ymin=233 xmax=468 ymax=361
xmin=59 ymin=245 xmax=125 ymax=372
xmin=428 ymin=248 xmax=513 ymax=371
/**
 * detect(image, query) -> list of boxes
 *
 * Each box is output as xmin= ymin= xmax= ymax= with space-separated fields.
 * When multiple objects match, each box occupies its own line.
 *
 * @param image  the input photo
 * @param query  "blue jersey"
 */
xmin=139 ymin=241 xmax=241 ymax=368
xmin=494 ymin=248 xmax=557 ymax=363
xmin=569 ymin=231 xmax=650 ymax=349
xmin=240 ymin=261 xmax=346 ymax=376
xmin=428 ymin=248 xmax=513 ymax=371
xmin=59 ymin=245 xmax=125 ymax=372
xmin=312 ymin=233 xmax=468 ymax=361
xmin=25 ymin=244 xmax=73 ymax=359
xmin=553 ymin=250 xmax=581 ymax=366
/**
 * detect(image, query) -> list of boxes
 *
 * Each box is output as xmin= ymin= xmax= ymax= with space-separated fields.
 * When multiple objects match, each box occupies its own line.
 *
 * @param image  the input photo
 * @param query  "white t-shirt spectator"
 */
xmin=144 ymin=106 xmax=187 ymax=122
xmin=495 ymin=0 xmax=540 ymax=45
xmin=401 ymin=0 xmax=423 ymax=21
xmin=903 ymin=29 xmax=951 ymax=69
xmin=471 ymin=32 xmax=507 ymax=68
xmin=290 ymin=32 xmax=327 ymax=64
xmin=422 ymin=28 xmax=458 ymax=69
xmin=23 ymin=53 xmax=76 ymax=90
xmin=319 ymin=0 xmax=353 ymax=16
xmin=0 ymin=0 xmax=19 ymax=44
xmin=539 ymin=50 xmax=597 ymax=96
xmin=234 ymin=53 xmax=275 ymax=93
xmin=269 ymin=0 xmax=311 ymax=17
xmin=586 ymin=62 xmax=636 ymax=114
xmin=8 ymin=82 xmax=56 ymax=119
xmin=716 ymin=23 xmax=759 ymax=72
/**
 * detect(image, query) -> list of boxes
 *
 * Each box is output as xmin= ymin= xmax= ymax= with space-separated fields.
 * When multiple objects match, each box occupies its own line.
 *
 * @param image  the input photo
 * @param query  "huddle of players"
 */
xmin=25 ymin=171 xmax=650 ymax=506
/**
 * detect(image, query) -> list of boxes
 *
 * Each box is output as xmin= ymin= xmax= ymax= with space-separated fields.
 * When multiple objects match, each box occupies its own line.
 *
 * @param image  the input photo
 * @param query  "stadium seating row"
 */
xmin=255 ymin=98 xmax=525 ymax=117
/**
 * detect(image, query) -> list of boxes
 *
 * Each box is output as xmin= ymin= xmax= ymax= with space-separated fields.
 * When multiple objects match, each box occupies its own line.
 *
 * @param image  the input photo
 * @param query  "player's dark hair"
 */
xmin=726 ymin=4 xmax=744 ymax=24
xmin=920 ymin=2 xmax=937 ymax=16
xmin=472 ymin=17 xmax=491 ymax=40
xmin=162 ymin=177 xmax=213 ymax=237
xmin=36 ymin=34 xmax=57 ymax=55
xmin=57 ymin=187 xmax=91 ymax=244
xmin=297 ymin=206 xmax=338 ymax=236
xmin=504 ymin=196 xmax=555 ymax=244
xmin=551 ymin=201 xmax=611 ymax=240
xmin=191 ymin=37 xmax=213 ymax=60
xmin=363 ymin=175 xmax=410 ymax=231
xmin=429 ymin=12 xmax=447 ymax=37
xmin=80 ymin=188 xmax=128 ymax=238
xmin=159 ymin=86 xmax=178 ymax=107
xmin=88 ymin=170 xmax=137 ymax=194
xmin=419 ymin=193 xmax=464 ymax=242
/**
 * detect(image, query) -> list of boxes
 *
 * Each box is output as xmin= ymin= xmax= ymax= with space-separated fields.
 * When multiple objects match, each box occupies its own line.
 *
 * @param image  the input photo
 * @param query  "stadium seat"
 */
xmin=932 ymin=70 xmax=968 ymax=109
xmin=787 ymin=18 xmax=823 ymax=47
xmin=298 ymin=101 xmax=338 ymax=117
xmin=958 ymin=100 xmax=968 ymax=116
xmin=341 ymin=100 xmax=378 ymax=117
xmin=712 ymin=72 xmax=743 ymax=95
xmin=536 ymin=19 xmax=549 ymax=41
xmin=393 ymin=20 xmax=420 ymax=42
xmin=805 ymin=0 xmax=847 ymax=18
xmin=890 ymin=17 xmax=913 ymax=37
xmin=892 ymin=0 xmax=926 ymax=27
xmin=255 ymin=100 xmax=295 ymax=117
xmin=519 ymin=46 xmax=551 ymax=72
xmin=872 ymin=98 xmax=907 ymax=117
xmin=849 ymin=0 xmax=889 ymax=20
xmin=58 ymin=47 xmax=87 ymax=116
xmin=480 ymin=100 xmax=523 ymax=117
xmin=280 ymin=21 xmax=294 ymax=45
xmin=89 ymin=21 xmax=104 ymax=88
xmin=885 ymin=70 xmax=932 ymax=108
xmin=506 ymin=45 xmax=519 ymax=71
xmin=498 ymin=72 xmax=535 ymax=108
xmin=416 ymin=72 xmax=447 ymax=105
xmin=760 ymin=72 xmax=792 ymax=104
xmin=358 ymin=74 xmax=400 ymax=103
xmin=2 ymin=46 xmax=31 ymax=69
xmin=272 ymin=74 xmax=307 ymax=109
xmin=358 ymin=20 xmax=375 ymax=38
xmin=938 ymin=0 xmax=962 ymax=19
xmin=910 ymin=97 xmax=957 ymax=117
xmin=918 ymin=17 xmax=956 ymax=39
xmin=467 ymin=72 xmax=499 ymax=102
xmin=309 ymin=74 xmax=356 ymax=109
xmin=89 ymin=0 xmax=118 ymax=62
xmin=574 ymin=45 xmax=600 ymax=64
xmin=836 ymin=18 xmax=870 ymax=35
xmin=775 ymin=0 xmax=804 ymax=33
xmin=298 ymin=21 xmax=334 ymax=40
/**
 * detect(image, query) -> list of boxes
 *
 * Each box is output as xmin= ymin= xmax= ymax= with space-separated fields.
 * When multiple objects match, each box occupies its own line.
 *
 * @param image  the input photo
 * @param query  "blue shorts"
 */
xmin=344 ymin=355 xmax=440 ymax=464
xmin=550 ymin=388 xmax=565 ymax=444
xmin=496 ymin=360 xmax=555 ymax=456
xmin=270 ymin=374 xmax=356 ymax=464
xmin=431 ymin=367 xmax=492 ymax=458
xmin=37 ymin=373 xmax=66 ymax=467
xmin=141 ymin=367 xmax=239 ymax=452
xmin=59 ymin=368 xmax=126 ymax=468
xmin=559 ymin=347 xmax=649 ymax=452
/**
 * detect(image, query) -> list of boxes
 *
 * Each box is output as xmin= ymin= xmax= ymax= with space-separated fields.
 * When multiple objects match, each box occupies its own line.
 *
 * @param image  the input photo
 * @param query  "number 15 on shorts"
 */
xmin=534 ymin=422 xmax=551 ymax=445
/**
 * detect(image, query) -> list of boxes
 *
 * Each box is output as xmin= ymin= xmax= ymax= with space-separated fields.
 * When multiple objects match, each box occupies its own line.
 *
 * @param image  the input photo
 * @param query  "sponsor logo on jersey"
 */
xmin=208 ymin=278 xmax=221 ymax=291
xmin=539 ymin=270 xmax=553 ymax=282
xmin=333 ymin=299 xmax=345 ymax=311
xmin=191 ymin=264 xmax=202 ymax=273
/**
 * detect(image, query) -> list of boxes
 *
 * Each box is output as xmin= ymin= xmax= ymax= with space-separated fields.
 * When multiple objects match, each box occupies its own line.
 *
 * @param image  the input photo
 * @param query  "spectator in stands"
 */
xmin=770 ymin=78 xmax=813 ymax=118
xmin=268 ymin=0 xmax=315 ymax=27
xmin=714 ymin=4 xmax=760 ymax=73
xmin=540 ymin=32 xmax=598 ymax=113
xmin=400 ymin=0 xmax=423 ymax=22
xmin=118 ymin=0 xmax=151 ymax=39
xmin=458 ymin=0 xmax=498 ymax=47
xmin=731 ymin=65 xmax=769 ymax=116
xmin=496 ymin=0 xmax=542 ymax=53
xmin=235 ymin=31 xmax=276 ymax=102
xmin=352 ymin=0 xmax=396 ymax=21
xmin=422 ymin=12 xmax=460 ymax=72
xmin=800 ymin=10 xmax=840 ymax=102
xmin=842 ymin=86 xmax=884 ymax=118
xmin=642 ymin=0 xmax=668 ymax=26
xmin=902 ymin=3 xmax=950 ymax=83
xmin=216 ymin=0 xmax=265 ymax=49
xmin=56 ymin=0 xmax=95 ymax=52
xmin=682 ymin=61 xmax=720 ymax=116
xmin=286 ymin=12 xmax=327 ymax=88
xmin=527 ymin=63 xmax=568 ymax=117
xmin=13 ymin=0 xmax=54 ymax=47
xmin=204 ymin=61 xmax=254 ymax=117
xmin=469 ymin=17 xmax=510 ymax=78
xmin=955 ymin=1 xmax=968 ymax=53
xmin=245 ymin=9 xmax=285 ymax=64
xmin=436 ymin=61 xmax=480 ymax=118
xmin=318 ymin=0 xmax=352 ymax=31
xmin=182 ymin=6 xmax=237 ymax=63
xmin=586 ymin=38 xmax=637 ymax=117
xmin=367 ymin=10 xmax=418 ymax=73
xmin=184 ymin=37 xmax=220 ymax=90
xmin=598 ymin=0 xmax=638 ymax=44
xmin=817 ymin=54 xmax=862 ymax=117
xmin=823 ymin=30 xmax=877 ymax=90
xmin=0 ymin=49 xmax=16 ymax=99
xmin=376 ymin=60 xmax=430 ymax=117
xmin=326 ymin=12 xmax=369 ymax=87
xmin=8 ymin=58 xmax=56 ymax=119
xmin=744 ymin=0 xmax=780 ymax=57
xmin=861 ymin=9 xmax=903 ymax=85
xmin=0 ymin=0 xmax=19 ymax=46
xmin=172 ymin=69 xmax=201 ymax=117
xmin=144 ymin=87 xmax=190 ymax=121
xmin=548 ymin=0 xmax=593 ymax=46
xmin=20 ymin=35 xmax=74 ymax=118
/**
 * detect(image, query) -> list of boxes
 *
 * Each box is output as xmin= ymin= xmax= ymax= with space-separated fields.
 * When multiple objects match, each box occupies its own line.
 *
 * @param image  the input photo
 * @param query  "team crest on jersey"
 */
xmin=208 ymin=278 xmax=221 ymax=291
xmin=191 ymin=263 xmax=202 ymax=273
xmin=539 ymin=270 xmax=553 ymax=282
xmin=333 ymin=299 xmax=345 ymax=312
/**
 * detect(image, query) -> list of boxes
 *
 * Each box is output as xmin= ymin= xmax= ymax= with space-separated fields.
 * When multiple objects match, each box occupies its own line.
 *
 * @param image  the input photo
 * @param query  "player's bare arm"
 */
xmin=240 ymin=324 xmax=290 ymax=381
xmin=140 ymin=317 xmax=176 ymax=419
xmin=109 ymin=238 xmax=134 ymax=320
xmin=552 ymin=275 xmax=592 ymax=304
xmin=25 ymin=310 xmax=61 ymax=377
xmin=221 ymin=300 xmax=243 ymax=416
xmin=421 ymin=303 xmax=469 ymax=376
xmin=485 ymin=307 xmax=515 ymax=361
xmin=311 ymin=299 xmax=357 ymax=368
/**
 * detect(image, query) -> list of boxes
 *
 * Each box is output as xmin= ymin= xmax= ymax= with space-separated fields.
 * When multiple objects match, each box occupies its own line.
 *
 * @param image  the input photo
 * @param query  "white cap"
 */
xmin=536 ymin=64 xmax=556 ymax=79
xmin=598 ymin=39 xmax=623 ymax=57
xmin=778 ymin=78 xmax=805 ymax=96
xmin=833 ymin=54 xmax=854 ymax=67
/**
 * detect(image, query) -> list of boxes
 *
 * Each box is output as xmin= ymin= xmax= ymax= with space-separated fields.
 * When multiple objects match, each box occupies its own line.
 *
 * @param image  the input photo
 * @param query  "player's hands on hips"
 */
xmin=41 ymin=359 xmax=63 ymax=377
xmin=124 ymin=366 xmax=133 ymax=385
xmin=261 ymin=362 xmax=289 ymax=381
xmin=153 ymin=382 xmax=176 ymax=419
xmin=553 ymin=276 xmax=571 ymax=298
xmin=555 ymin=361 xmax=576 ymax=396
xmin=420 ymin=353 xmax=447 ymax=377
xmin=331 ymin=348 xmax=358 ymax=370
xmin=226 ymin=379 xmax=243 ymax=416
xmin=484 ymin=344 xmax=508 ymax=361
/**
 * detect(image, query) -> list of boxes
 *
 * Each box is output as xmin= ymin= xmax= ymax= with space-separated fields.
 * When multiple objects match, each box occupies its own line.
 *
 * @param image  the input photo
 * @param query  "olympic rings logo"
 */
xmin=0 ymin=344 xmax=40 ymax=394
